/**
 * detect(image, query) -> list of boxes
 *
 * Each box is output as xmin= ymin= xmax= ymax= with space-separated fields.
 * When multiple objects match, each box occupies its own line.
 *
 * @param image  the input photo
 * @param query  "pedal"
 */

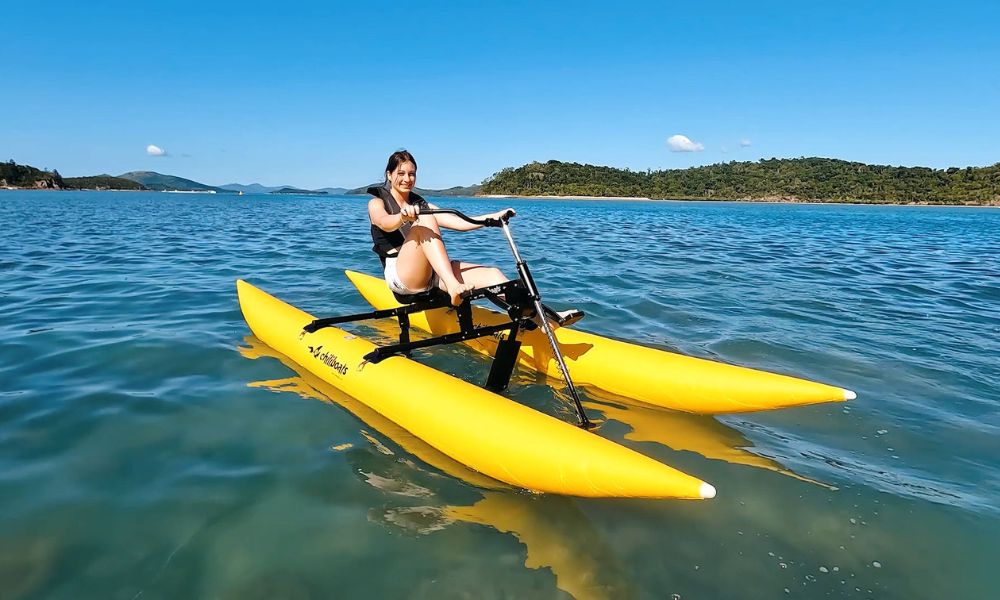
xmin=542 ymin=305 xmax=585 ymax=328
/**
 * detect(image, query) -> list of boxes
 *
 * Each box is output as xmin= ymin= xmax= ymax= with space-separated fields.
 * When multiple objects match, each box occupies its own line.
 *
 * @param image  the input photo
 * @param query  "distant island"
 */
xmin=482 ymin=158 xmax=1000 ymax=205
xmin=219 ymin=183 xmax=349 ymax=195
xmin=345 ymin=183 xmax=484 ymax=197
xmin=0 ymin=161 xmax=484 ymax=197
xmin=0 ymin=163 xmax=343 ymax=194
xmin=5 ymin=157 xmax=998 ymax=205
xmin=63 ymin=175 xmax=146 ymax=190
xmin=270 ymin=186 xmax=328 ymax=195
xmin=117 ymin=171 xmax=234 ymax=193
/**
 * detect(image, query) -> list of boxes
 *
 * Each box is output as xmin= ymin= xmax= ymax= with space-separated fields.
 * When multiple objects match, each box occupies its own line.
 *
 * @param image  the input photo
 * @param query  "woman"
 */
xmin=368 ymin=150 xmax=513 ymax=306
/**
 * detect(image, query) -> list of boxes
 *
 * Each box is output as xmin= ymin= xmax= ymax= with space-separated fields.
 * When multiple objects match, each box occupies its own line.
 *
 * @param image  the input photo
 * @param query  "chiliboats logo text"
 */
xmin=476 ymin=321 xmax=507 ymax=342
xmin=307 ymin=345 xmax=349 ymax=376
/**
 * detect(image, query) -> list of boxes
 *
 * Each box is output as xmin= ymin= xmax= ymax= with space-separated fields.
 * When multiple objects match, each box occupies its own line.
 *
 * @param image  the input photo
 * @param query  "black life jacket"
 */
xmin=368 ymin=184 xmax=430 ymax=265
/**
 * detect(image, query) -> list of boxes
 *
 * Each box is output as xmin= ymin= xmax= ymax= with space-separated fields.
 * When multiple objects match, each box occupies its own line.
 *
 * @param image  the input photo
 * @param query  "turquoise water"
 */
xmin=2 ymin=190 xmax=998 ymax=599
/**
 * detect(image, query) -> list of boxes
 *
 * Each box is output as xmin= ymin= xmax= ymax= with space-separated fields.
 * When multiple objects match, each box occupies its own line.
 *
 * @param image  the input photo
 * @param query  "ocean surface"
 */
xmin=2 ymin=190 xmax=998 ymax=599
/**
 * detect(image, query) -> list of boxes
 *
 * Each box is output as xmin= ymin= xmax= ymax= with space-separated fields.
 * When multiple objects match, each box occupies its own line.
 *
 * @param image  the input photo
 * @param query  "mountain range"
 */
xmin=345 ymin=183 xmax=484 ymax=196
xmin=118 ymin=171 xmax=232 ymax=193
xmin=219 ymin=183 xmax=349 ymax=195
xmin=116 ymin=172 xmax=480 ymax=196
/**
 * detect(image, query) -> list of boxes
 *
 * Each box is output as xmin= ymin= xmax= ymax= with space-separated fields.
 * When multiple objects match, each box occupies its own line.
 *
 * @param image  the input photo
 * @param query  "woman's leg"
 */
xmin=397 ymin=230 xmax=579 ymax=325
xmin=394 ymin=215 xmax=477 ymax=305
xmin=451 ymin=262 xmax=509 ymax=289
xmin=453 ymin=262 xmax=582 ymax=327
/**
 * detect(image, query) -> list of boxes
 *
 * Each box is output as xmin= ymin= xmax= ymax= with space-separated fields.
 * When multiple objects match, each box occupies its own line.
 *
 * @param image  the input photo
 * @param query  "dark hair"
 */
xmin=384 ymin=150 xmax=417 ymax=181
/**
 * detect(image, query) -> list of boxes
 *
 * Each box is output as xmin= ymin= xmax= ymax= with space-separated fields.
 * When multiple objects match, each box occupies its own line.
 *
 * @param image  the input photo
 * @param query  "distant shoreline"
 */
xmin=478 ymin=193 xmax=654 ymax=201
xmin=477 ymin=193 xmax=999 ymax=207
xmin=3 ymin=188 xmax=996 ymax=207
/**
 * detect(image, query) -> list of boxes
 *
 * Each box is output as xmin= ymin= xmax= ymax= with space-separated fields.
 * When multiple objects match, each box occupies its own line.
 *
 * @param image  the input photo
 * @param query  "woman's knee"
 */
xmin=406 ymin=224 xmax=442 ymax=245
xmin=414 ymin=215 xmax=441 ymax=233
xmin=470 ymin=265 xmax=506 ymax=284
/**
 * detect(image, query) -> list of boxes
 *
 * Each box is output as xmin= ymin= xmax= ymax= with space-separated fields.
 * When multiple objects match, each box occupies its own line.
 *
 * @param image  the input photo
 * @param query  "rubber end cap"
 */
xmin=843 ymin=389 xmax=857 ymax=401
xmin=700 ymin=482 xmax=717 ymax=499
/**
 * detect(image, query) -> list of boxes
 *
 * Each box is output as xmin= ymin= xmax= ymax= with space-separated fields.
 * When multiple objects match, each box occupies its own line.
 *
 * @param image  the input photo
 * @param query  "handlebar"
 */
xmin=421 ymin=208 xmax=515 ymax=228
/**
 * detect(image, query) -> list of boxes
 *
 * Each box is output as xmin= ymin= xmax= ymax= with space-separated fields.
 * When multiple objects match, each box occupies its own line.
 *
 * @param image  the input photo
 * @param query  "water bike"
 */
xmin=236 ymin=208 xmax=852 ymax=498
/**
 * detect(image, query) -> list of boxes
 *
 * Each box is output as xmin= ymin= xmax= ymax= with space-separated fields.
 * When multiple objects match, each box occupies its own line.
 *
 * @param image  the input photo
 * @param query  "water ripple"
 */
xmin=2 ymin=191 xmax=999 ymax=599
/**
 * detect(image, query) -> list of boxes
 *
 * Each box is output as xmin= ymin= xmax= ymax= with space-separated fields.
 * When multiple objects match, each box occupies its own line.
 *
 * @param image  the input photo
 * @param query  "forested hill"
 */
xmin=1 ymin=161 xmax=144 ymax=190
xmin=481 ymin=158 xmax=1000 ymax=204
xmin=118 ymin=171 xmax=231 ymax=193
xmin=1 ymin=160 xmax=65 ymax=189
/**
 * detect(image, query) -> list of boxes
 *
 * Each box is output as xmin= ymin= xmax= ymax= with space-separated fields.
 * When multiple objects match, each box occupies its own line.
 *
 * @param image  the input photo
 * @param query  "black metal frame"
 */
xmin=301 ymin=208 xmax=593 ymax=428
xmin=302 ymin=279 xmax=533 ymax=394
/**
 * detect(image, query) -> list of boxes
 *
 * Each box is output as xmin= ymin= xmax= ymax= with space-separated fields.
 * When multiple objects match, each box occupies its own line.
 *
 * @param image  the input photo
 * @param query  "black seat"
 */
xmin=392 ymin=286 xmax=450 ymax=305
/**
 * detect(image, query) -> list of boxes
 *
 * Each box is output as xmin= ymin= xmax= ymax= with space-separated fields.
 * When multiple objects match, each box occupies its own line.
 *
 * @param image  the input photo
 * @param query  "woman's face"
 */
xmin=387 ymin=161 xmax=416 ymax=194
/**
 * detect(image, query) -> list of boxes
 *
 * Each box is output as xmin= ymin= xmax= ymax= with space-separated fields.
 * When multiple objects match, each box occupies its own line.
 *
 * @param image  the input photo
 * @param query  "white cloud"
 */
xmin=146 ymin=144 xmax=166 ymax=156
xmin=740 ymin=138 xmax=752 ymax=147
xmin=666 ymin=134 xmax=704 ymax=152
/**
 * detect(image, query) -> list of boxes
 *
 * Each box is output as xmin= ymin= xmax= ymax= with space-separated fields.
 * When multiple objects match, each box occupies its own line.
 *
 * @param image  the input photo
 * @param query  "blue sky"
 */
xmin=3 ymin=1 xmax=998 ymax=189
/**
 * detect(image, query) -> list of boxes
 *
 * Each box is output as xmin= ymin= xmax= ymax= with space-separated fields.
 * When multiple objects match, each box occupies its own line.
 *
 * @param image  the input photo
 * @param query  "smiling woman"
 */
xmin=366 ymin=149 xmax=515 ymax=305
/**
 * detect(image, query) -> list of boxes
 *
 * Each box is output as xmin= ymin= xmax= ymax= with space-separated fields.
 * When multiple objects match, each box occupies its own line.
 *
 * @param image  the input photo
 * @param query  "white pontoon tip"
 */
xmin=843 ymin=389 xmax=857 ymax=401
xmin=700 ymin=482 xmax=717 ymax=499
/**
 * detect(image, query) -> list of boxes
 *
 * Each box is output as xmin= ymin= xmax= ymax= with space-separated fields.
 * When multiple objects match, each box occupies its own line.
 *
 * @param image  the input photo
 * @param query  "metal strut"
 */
xmin=302 ymin=279 xmax=531 ymax=394
xmin=500 ymin=220 xmax=592 ymax=429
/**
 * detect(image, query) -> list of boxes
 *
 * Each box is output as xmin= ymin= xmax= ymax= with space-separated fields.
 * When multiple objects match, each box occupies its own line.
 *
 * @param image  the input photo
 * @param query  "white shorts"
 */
xmin=383 ymin=257 xmax=439 ymax=296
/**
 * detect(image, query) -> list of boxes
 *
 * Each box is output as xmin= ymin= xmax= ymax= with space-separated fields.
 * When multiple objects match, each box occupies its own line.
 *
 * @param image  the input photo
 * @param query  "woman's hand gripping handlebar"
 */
xmin=422 ymin=208 xmax=516 ymax=227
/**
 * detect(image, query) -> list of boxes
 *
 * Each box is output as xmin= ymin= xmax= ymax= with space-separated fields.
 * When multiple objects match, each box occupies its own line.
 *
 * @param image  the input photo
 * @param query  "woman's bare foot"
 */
xmin=446 ymin=281 xmax=476 ymax=306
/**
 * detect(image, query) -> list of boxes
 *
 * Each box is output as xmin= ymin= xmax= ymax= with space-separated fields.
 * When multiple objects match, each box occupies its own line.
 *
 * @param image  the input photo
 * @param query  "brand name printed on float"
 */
xmin=475 ymin=321 xmax=508 ymax=342
xmin=307 ymin=345 xmax=349 ymax=375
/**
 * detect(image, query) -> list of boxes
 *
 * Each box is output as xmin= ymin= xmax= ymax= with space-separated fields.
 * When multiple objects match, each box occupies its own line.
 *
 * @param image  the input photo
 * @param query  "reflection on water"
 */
xmin=443 ymin=493 xmax=634 ymax=600
xmin=351 ymin=442 xmax=635 ymax=600
xmin=239 ymin=335 xmax=507 ymax=492
xmin=352 ymin=312 xmax=828 ymax=490
xmin=241 ymin=334 xmax=633 ymax=599
xmin=581 ymin=394 xmax=834 ymax=489
xmin=240 ymin=329 xmax=833 ymax=599
xmin=369 ymin=491 xmax=635 ymax=600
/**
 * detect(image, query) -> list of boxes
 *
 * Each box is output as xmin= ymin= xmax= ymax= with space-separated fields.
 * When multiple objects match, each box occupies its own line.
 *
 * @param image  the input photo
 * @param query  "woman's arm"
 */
xmin=429 ymin=203 xmax=516 ymax=231
xmin=368 ymin=197 xmax=416 ymax=232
